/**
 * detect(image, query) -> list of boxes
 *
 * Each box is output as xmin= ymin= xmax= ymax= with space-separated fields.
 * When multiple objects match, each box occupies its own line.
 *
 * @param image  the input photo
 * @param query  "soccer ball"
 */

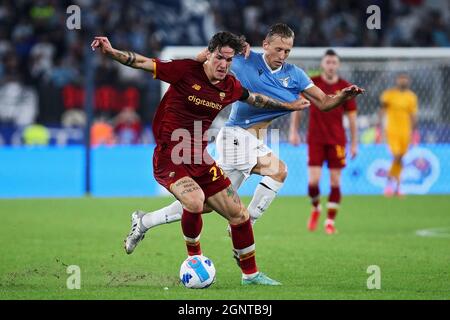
xmin=179 ymin=255 xmax=216 ymax=289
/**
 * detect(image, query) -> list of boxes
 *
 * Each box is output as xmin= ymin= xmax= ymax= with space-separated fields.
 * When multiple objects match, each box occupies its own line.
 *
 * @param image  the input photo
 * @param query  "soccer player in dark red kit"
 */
xmin=289 ymin=49 xmax=358 ymax=235
xmin=91 ymin=32 xmax=312 ymax=285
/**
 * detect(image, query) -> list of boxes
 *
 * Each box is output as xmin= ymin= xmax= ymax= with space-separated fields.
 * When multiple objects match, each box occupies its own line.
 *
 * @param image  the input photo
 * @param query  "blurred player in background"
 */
xmin=378 ymin=73 xmax=419 ymax=196
xmin=92 ymin=31 xmax=312 ymax=285
xmin=125 ymin=24 xmax=364 ymax=256
xmin=289 ymin=49 xmax=358 ymax=235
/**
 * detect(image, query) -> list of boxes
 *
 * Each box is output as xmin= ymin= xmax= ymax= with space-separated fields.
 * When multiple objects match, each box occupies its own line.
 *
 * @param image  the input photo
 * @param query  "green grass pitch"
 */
xmin=0 ymin=195 xmax=449 ymax=300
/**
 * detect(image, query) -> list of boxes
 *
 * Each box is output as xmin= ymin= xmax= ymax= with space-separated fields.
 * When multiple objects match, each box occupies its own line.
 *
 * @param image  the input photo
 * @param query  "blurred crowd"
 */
xmin=0 ymin=0 xmax=449 ymax=145
xmin=216 ymin=0 xmax=450 ymax=47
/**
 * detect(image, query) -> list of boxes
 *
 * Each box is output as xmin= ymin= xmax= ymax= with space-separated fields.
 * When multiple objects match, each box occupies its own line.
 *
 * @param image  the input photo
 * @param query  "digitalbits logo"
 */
xmin=367 ymin=147 xmax=440 ymax=194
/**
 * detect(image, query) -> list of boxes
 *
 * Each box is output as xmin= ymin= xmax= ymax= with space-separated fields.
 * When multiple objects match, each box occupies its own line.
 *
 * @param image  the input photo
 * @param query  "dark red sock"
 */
xmin=181 ymin=209 xmax=202 ymax=256
xmin=328 ymin=187 xmax=341 ymax=220
xmin=308 ymin=184 xmax=320 ymax=208
xmin=230 ymin=218 xmax=258 ymax=275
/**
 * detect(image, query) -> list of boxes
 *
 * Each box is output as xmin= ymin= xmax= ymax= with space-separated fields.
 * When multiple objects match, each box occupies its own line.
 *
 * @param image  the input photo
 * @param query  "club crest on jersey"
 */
xmin=192 ymin=84 xmax=201 ymax=91
xmin=219 ymin=92 xmax=226 ymax=101
xmin=278 ymin=76 xmax=290 ymax=87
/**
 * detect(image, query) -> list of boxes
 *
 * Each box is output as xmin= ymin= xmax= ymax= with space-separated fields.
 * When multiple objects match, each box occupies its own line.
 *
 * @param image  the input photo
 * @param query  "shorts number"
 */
xmin=336 ymin=145 xmax=346 ymax=165
xmin=335 ymin=145 xmax=346 ymax=159
xmin=209 ymin=166 xmax=224 ymax=182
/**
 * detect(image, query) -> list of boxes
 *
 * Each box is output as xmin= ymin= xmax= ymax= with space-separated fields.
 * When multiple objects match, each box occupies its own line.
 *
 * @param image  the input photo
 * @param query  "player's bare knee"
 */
xmin=276 ymin=161 xmax=288 ymax=182
xmin=330 ymin=171 xmax=341 ymax=187
xmin=330 ymin=181 xmax=340 ymax=188
xmin=309 ymin=177 xmax=320 ymax=186
xmin=268 ymin=160 xmax=287 ymax=182
xmin=182 ymin=195 xmax=205 ymax=213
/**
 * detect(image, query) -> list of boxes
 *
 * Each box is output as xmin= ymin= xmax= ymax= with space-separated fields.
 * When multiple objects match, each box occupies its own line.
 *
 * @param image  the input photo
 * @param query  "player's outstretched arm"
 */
xmin=303 ymin=85 xmax=365 ymax=112
xmin=91 ymin=36 xmax=154 ymax=72
xmin=245 ymin=91 xmax=310 ymax=111
xmin=347 ymin=110 xmax=358 ymax=158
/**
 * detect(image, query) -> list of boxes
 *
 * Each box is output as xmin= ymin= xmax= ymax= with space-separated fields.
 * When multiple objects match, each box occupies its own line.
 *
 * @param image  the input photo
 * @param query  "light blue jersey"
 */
xmin=226 ymin=51 xmax=314 ymax=128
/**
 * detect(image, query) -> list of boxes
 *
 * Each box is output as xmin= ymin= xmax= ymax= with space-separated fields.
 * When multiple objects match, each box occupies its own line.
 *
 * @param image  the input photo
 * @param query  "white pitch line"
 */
xmin=415 ymin=227 xmax=450 ymax=238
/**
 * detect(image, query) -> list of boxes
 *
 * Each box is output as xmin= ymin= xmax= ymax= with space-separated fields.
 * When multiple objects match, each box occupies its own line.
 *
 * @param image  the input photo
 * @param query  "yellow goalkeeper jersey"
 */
xmin=380 ymin=88 xmax=418 ymax=135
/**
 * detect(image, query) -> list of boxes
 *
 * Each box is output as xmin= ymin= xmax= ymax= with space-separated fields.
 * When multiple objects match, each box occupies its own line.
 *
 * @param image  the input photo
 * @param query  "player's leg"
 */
xmin=123 ymin=166 xmax=244 ymax=255
xmin=124 ymin=175 xmax=207 ymax=255
xmin=325 ymin=168 xmax=342 ymax=234
xmin=216 ymin=125 xmax=283 ymax=226
xmin=307 ymin=166 xmax=322 ymax=231
xmin=391 ymin=154 xmax=404 ymax=195
xmin=307 ymin=142 xmax=325 ymax=231
xmin=323 ymin=144 xmax=346 ymax=234
xmin=249 ymin=152 xmax=286 ymax=225
xmin=168 ymin=176 xmax=208 ymax=257
xmin=385 ymin=132 xmax=402 ymax=196
xmin=205 ymin=184 xmax=281 ymax=285
xmin=323 ymin=145 xmax=346 ymax=233
xmin=124 ymin=201 xmax=213 ymax=254
xmin=137 ymin=164 xmax=246 ymax=231
xmin=386 ymin=153 xmax=404 ymax=196
xmin=139 ymin=201 xmax=212 ymax=230
xmin=393 ymin=136 xmax=410 ymax=196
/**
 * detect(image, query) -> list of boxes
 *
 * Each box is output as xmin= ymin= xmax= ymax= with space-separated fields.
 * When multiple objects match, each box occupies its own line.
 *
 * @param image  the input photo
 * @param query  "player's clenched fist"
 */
xmin=289 ymin=96 xmax=311 ymax=111
xmin=341 ymin=85 xmax=365 ymax=99
xmin=91 ymin=36 xmax=114 ymax=55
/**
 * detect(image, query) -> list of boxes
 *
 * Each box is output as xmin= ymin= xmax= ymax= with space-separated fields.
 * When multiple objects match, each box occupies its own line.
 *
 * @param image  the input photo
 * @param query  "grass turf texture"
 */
xmin=0 ymin=196 xmax=449 ymax=300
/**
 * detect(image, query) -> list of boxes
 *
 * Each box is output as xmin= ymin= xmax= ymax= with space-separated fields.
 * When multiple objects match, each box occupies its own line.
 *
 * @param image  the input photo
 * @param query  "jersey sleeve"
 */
xmin=294 ymin=66 xmax=314 ymax=93
xmin=153 ymin=58 xmax=191 ymax=84
xmin=230 ymin=76 xmax=245 ymax=102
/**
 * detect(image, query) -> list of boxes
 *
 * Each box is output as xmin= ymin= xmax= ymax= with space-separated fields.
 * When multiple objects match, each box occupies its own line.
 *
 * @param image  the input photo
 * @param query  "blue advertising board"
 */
xmin=0 ymin=144 xmax=448 ymax=197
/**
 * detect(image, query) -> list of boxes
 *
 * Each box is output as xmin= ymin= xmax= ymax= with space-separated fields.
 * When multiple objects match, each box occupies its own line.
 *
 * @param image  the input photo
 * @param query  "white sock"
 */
xmin=248 ymin=176 xmax=283 ymax=224
xmin=141 ymin=201 xmax=183 ymax=230
xmin=242 ymin=271 xmax=259 ymax=280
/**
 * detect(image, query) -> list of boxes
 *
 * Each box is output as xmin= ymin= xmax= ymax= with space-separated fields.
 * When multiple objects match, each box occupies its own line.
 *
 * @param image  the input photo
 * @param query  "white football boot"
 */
xmin=124 ymin=210 xmax=147 ymax=254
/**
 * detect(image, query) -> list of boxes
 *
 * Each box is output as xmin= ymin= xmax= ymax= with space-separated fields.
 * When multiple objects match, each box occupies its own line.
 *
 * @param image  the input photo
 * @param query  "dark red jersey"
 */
xmin=307 ymin=75 xmax=357 ymax=145
xmin=152 ymin=59 xmax=244 ymax=161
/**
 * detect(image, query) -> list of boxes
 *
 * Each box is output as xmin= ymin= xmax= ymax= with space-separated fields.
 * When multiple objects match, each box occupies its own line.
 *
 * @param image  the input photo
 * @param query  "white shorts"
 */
xmin=216 ymin=126 xmax=272 ymax=190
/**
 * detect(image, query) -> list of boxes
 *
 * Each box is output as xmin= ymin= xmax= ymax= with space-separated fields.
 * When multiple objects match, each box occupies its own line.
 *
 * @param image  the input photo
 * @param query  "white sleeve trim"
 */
xmin=303 ymin=83 xmax=315 ymax=91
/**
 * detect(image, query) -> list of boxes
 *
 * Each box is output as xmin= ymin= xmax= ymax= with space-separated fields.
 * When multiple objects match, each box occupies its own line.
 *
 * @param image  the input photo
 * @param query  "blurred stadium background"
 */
xmin=1 ymin=0 xmax=450 ymax=197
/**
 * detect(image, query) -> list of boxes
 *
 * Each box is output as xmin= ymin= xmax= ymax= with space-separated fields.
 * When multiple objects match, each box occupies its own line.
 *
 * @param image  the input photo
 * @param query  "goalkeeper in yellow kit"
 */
xmin=378 ymin=73 xmax=419 ymax=196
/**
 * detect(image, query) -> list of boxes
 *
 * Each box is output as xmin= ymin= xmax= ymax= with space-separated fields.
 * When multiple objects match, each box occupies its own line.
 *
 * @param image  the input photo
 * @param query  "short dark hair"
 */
xmin=266 ymin=23 xmax=295 ymax=40
xmin=324 ymin=49 xmax=339 ymax=58
xmin=207 ymin=31 xmax=245 ymax=55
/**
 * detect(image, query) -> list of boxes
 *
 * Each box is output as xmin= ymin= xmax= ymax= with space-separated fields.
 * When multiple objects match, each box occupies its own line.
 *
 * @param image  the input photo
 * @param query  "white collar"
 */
xmin=262 ymin=53 xmax=282 ymax=74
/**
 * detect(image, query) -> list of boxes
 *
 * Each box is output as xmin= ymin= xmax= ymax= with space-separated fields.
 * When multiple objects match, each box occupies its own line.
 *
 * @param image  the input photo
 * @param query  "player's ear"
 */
xmin=262 ymin=39 xmax=270 ymax=50
xmin=206 ymin=50 xmax=212 ymax=61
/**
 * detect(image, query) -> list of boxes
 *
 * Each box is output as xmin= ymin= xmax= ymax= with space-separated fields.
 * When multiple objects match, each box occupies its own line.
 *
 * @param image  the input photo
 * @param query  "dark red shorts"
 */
xmin=308 ymin=143 xmax=346 ymax=169
xmin=153 ymin=145 xmax=231 ymax=200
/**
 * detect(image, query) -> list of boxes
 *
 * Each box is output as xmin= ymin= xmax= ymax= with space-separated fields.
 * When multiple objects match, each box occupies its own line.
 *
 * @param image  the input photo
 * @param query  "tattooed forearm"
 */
xmin=112 ymin=50 xmax=137 ymax=67
xmin=248 ymin=93 xmax=289 ymax=110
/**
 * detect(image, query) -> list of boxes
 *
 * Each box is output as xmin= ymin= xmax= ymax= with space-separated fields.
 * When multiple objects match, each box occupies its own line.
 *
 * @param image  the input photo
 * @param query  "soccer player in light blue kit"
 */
xmin=125 ymin=24 xmax=364 ymax=256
